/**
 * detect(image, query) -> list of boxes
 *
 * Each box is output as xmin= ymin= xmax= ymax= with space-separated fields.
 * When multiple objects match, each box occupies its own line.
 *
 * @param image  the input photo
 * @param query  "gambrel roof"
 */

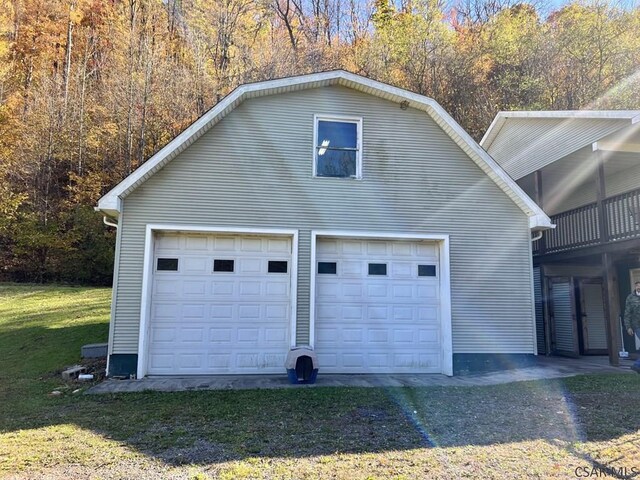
xmin=97 ymin=70 xmax=552 ymax=230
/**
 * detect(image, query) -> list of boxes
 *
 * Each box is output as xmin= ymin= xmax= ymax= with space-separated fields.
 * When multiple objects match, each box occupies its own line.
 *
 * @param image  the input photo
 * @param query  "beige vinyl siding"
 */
xmin=296 ymin=230 xmax=312 ymax=341
xmin=487 ymin=118 xmax=629 ymax=180
xmin=111 ymin=85 xmax=534 ymax=355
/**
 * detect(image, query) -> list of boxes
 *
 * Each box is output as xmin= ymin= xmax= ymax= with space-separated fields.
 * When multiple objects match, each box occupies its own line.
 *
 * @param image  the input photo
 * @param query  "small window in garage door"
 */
xmin=268 ymin=261 xmax=288 ymax=273
xmin=156 ymin=258 xmax=179 ymax=271
xmin=213 ymin=259 xmax=235 ymax=272
xmin=418 ymin=264 xmax=437 ymax=277
xmin=318 ymin=262 xmax=337 ymax=274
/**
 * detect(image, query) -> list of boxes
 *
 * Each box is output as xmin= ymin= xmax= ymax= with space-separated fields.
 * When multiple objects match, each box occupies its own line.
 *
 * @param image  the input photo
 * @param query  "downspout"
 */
xmin=102 ymin=215 xmax=118 ymax=375
xmin=103 ymin=216 xmax=118 ymax=228
xmin=531 ymin=230 xmax=543 ymax=242
xmin=102 ymin=213 xmax=119 ymax=377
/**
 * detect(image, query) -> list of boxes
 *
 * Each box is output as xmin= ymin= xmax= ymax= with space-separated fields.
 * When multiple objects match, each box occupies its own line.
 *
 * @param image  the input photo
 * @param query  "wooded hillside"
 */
xmin=0 ymin=0 xmax=638 ymax=284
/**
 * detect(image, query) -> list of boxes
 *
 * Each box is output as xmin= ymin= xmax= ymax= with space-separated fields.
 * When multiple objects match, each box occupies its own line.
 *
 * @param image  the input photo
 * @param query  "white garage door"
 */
xmin=147 ymin=233 xmax=292 ymax=375
xmin=315 ymin=237 xmax=442 ymax=373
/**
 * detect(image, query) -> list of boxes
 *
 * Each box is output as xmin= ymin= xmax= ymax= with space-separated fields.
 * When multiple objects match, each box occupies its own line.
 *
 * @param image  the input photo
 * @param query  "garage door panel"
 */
xmin=211 ymin=304 xmax=233 ymax=319
xmin=317 ymin=304 xmax=338 ymax=321
xmin=184 ymin=236 xmax=208 ymax=250
xmin=152 ymin=302 xmax=180 ymax=319
xmin=368 ymin=329 xmax=389 ymax=343
xmin=238 ymin=258 xmax=262 ymax=273
xmin=238 ymin=304 xmax=260 ymax=320
xmin=342 ymin=261 xmax=363 ymax=275
xmin=155 ymin=279 xmax=179 ymax=296
xmin=367 ymin=284 xmax=387 ymax=297
xmin=343 ymin=353 xmax=365 ymax=367
xmin=239 ymin=281 xmax=261 ymax=295
xmin=208 ymin=354 xmax=230 ymax=368
xmin=212 ymin=281 xmax=234 ymax=295
xmin=419 ymin=306 xmax=439 ymax=321
xmin=316 ymin=351 xmax=441 ymax=373
xmin=391 ymin=242 xmax=412 ymax=256
xmin=393 ymin=329 xmax=414 ymax=343
xmin=316 ymin=327 xmax=338 ymax=342
xmin=266 ymin=281 xmax=288 ymax=296
xmin=391 ymin=262 xmax=413 ymax=277
xmin=343 ymin=329 xmax=363 ymax=343
xmin=213 ymin=237 xmax=235 ymax=251
xmin=418 ymin=285 xmax=438 ymax=299
xmin=317 ymin=239 xmax=338 ymax=253
xmin=182 ymin=257 xmax=209 ymax=273
xmin=265 ymin=327 xmax=288 ymax=342
xmin=366 ymin=241 xmax=387 ymax=255
xmin=148 ymin=233 xmax=291 ymax=375
xmin=183 ymin=304 xmax=206 ymax=319
xmin=392 ymin=284 xmax=413 ymax=298
xmin=150 ymin=353 xmax=174 ymax=370
xmin=209 ymin=328 xmax=232 ymax=343
xmin=317 ymin=353 xmax=338 ymax=367
xmin=265 ymin=304 xmax=288 ymax=319
xmin=392 ymin=306 xmax=413 ymax=321
xmin=316 ymin=282 xmax=340 ymax=299
xmin=157 ymin=235 xmax=181 ymax=249
xmin=343 ymin=305 xmax=364 ymax=319
xmin=240 ymin=237 xmax=263 ymax=252
xmin=183 ymin=280 xmax=207 ymax=295
xmin=151 ymin=327 xmax=176 ymax=343
xmin=419 ymin=328 xmax=440 ymax=343
xmin=315 ymin=237 xmax=442 ymax=374
xmin=149 ymin=350 xmax=289 ymax=375
xmin=267 ymin=238 xmax=290 ymax=252
xmin=237 ymin=328 xmax=259 ymax=342
xmin=180 ymin=328 xmax=205 ymax=342
xmin=416 ymin=243 xmax=437 ymax=256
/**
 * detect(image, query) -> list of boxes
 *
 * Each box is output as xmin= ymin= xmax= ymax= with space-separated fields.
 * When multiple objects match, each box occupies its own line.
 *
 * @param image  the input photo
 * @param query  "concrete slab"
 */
xmin=86 ymin=356 xmax=636 ymax=395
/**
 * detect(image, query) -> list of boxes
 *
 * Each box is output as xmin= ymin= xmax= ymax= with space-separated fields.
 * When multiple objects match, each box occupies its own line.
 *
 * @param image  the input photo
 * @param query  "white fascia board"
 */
xmin=95 ymin=69 xmax=551 ymax=229
xmin=480 ymin=113 xmax=506 ymax=148
xmin=529 ymin=214 xmax=555 ymax=230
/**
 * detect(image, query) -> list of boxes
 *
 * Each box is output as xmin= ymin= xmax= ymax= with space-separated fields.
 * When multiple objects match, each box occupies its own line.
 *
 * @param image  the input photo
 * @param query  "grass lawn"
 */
xmin=0 ymin=284 xmax=639 ymax=479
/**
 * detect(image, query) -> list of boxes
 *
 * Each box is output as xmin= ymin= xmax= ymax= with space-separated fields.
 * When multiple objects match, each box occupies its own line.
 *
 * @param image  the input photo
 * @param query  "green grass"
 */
xmin=0 ymin=284 xmax=639 ymax=479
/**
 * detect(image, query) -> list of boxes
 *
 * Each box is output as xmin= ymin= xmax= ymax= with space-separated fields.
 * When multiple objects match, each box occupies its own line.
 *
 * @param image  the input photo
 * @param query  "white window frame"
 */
xmin=313 ymin=114 xmax=363 ymax=179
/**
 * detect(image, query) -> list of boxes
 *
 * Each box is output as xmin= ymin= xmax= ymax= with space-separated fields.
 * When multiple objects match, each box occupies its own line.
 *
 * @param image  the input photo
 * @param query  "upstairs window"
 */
xmin=314 ymin=115 xmax=362 ymax=178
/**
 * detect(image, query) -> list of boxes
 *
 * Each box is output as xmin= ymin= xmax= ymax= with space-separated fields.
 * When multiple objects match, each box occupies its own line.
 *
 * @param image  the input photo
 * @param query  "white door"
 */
xmin=147 ymin=233 xmax=292 ymax=375
xmin=315 ymin=237 xmax=442 ymax=373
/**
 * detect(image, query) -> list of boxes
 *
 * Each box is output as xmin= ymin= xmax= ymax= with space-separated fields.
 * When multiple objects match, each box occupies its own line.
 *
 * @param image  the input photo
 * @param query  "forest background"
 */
xmin=0 ymin=0 xmax=638 ymax=284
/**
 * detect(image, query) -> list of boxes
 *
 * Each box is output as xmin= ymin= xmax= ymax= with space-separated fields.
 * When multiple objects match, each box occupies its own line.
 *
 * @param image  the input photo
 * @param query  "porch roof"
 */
xmin=481 ymin=111 xmax=640 ymax=180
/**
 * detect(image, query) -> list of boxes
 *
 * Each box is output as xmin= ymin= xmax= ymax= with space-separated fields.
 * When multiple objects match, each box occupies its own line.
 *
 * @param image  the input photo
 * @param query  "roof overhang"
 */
xmin=97 ymin=70 xmax=552 ymax=230
xmin=481 ymin=110 xmax=640 ymax=151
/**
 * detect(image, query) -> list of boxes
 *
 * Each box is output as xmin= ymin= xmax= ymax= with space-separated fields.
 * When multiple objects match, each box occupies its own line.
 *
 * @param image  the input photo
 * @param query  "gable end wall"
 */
xmin=111 ymin=85 xmax=534 ymax=356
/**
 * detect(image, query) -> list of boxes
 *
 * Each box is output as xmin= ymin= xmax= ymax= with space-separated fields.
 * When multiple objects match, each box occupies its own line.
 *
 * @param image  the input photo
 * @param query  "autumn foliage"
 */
xmin=0 ymin=0 xmax=638 ymax=284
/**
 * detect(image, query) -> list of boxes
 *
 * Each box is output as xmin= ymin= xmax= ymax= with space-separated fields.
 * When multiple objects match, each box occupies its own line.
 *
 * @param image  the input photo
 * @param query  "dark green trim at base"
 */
xmin=453 ymin=354 xmax=537 ymax=375
xmin=108 ymin=354 xmax=138 ymax=378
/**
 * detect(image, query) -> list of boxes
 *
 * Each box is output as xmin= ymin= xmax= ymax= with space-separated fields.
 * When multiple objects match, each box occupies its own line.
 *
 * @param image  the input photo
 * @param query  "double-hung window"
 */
xmin=314 ymin=115 xmax=362 ymax=178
